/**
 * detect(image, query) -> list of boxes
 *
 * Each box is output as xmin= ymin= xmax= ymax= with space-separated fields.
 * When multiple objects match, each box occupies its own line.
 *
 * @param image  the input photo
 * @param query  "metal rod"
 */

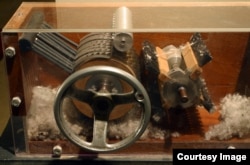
xmin=41 ymin=22 xmax=78 ymax=47
xmin=178 ymin=86 xmax=189 ymax=103
xmin=112 ymin=7 xmax=133 ymax=52
xmin=42 ymin=32 xmax=77 ymax=55
xmin=33 ymin=38 xmax=74 ymax=72
xmin=36 ymin=33 xmax=76 ymax=61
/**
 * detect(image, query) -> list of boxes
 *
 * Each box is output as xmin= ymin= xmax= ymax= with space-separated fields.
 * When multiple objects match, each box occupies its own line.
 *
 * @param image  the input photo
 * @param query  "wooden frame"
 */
xmin=2 ymin=2 xmax=250 ymax=160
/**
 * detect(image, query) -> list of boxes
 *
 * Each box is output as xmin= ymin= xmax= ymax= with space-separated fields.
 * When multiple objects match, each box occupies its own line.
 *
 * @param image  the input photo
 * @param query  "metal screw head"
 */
xmin=5 ymin=46 xmax=16 ymax=58
xmin=227 ymin=145 xmax=236 ymax=149
xmin=52 ymin=145 xmax=62 ymax=157
xmin=11 ymin=96 xmax=22 ymax=107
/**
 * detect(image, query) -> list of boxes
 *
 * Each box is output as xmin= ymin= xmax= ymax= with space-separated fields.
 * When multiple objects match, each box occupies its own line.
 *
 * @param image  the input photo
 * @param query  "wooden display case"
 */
xmin=1 ymin=2 xmax=250 ymax=161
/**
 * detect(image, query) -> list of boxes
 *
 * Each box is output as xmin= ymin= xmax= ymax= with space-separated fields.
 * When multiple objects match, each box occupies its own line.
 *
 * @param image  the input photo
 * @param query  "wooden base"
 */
xmin=27 ymin=107 xmax=250 ymax=157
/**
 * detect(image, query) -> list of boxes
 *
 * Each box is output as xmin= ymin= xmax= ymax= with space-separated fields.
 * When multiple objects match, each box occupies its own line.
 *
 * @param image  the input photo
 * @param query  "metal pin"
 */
xmin=178 ymin=86 xmax=188 ymax=103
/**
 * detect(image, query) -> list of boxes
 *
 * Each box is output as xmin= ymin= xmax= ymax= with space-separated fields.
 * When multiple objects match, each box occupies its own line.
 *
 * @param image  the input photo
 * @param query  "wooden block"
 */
xmin=181 ymin=42 xmax=202 ymax=79
xmin=156 ymin=46 xmax=170 ymax=83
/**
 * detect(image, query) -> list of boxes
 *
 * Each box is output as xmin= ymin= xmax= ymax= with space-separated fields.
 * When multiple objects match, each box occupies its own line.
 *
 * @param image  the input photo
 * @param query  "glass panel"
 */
xmin=3 ymin=2 xmax=250 ymax=33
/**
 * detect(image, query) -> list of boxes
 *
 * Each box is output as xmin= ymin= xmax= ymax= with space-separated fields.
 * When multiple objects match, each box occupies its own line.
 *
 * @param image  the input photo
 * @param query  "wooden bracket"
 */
xmin=156 ymin=46 xmax=170 ymax=83
xmin=181 ymin=42 xmax=202 ymax=80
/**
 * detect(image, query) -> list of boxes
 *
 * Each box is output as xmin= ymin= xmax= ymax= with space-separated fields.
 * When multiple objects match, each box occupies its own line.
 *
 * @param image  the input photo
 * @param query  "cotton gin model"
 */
xmin=4 ymin=3 xmax=239 ymax=159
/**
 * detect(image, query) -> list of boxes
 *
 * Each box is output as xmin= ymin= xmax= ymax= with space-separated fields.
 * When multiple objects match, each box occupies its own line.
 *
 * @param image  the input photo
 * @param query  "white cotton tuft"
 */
xmin=205 ymin=93 xmax=250 ymax=140
xmin=27 ymin=86 xmax=168 ymax=142
xmin=27 ymin=86 xmax=63 ymax=141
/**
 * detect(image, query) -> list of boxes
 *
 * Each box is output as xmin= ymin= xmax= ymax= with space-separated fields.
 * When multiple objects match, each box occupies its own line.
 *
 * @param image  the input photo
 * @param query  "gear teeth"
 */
xmin=168 ymin=107 xmax=204 ymax=135
xmin=184 ymin=107 xmax=204 ymax=135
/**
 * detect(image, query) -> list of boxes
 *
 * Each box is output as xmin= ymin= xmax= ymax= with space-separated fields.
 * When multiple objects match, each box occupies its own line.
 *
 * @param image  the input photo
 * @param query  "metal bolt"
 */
xmin=5 ymin=46 xmax=16 ymax=58
xmin=227 ymin=145 xmax=236 ymax=149
xmin=11 ymin=96 xmax=22 ymax=107
xmin=52 ymin=145 xmax=62 ymax=157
